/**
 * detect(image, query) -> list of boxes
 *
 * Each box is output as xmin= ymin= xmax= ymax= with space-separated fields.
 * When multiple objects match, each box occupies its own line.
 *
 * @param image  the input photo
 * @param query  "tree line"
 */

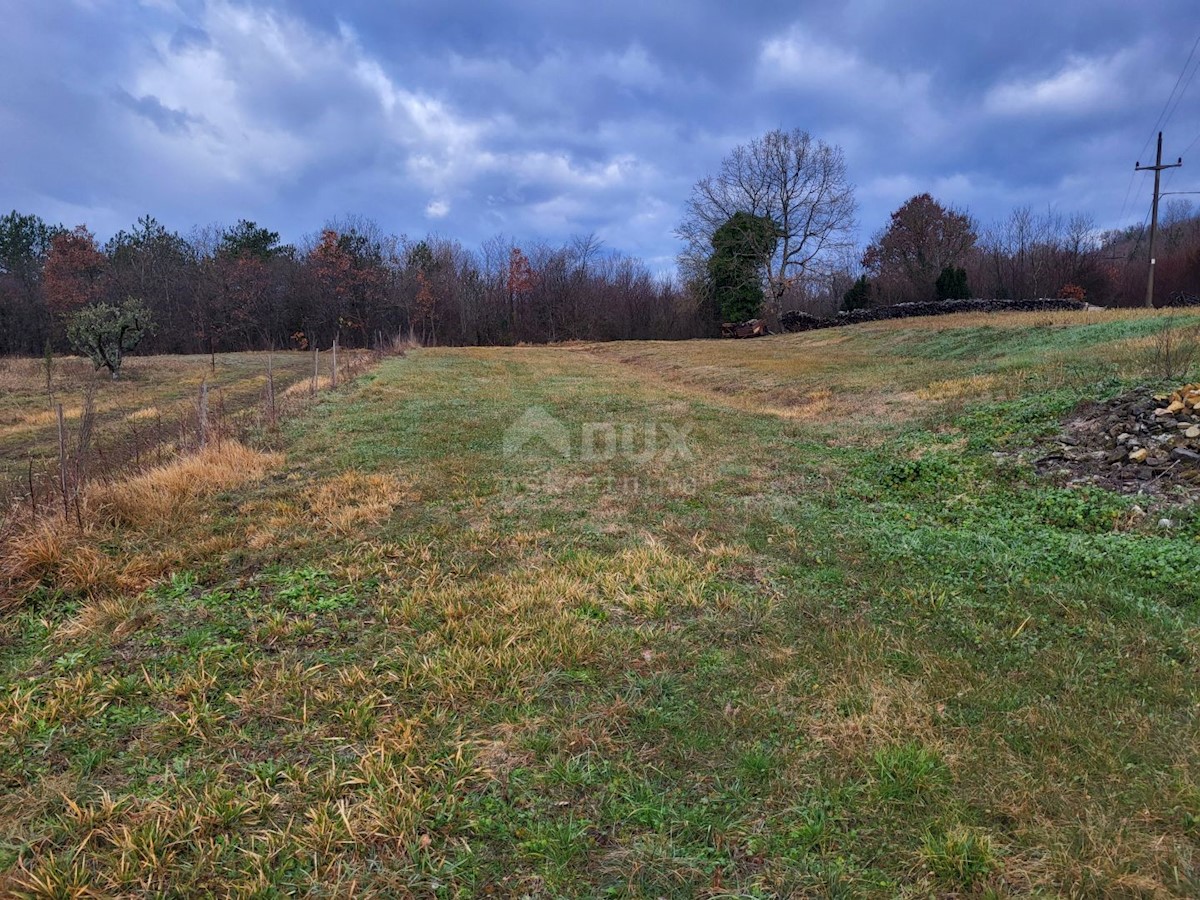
xmin=0 ymin=213 xmax=707 ymax=358
xmin=5 ymin=126 xmax=1198 ymax=359
xmin=849 ymin=193 xmax=1200 ymax=313
xmin=677 ymin=129 xmax=1200 ymax=323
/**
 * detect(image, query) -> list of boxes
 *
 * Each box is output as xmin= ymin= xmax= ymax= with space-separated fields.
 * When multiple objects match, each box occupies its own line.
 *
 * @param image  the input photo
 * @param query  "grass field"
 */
xmin=2 ymin=309 xmax=1200 ymax=896
xmin=0 ymin=351 xmax=350 ymax=507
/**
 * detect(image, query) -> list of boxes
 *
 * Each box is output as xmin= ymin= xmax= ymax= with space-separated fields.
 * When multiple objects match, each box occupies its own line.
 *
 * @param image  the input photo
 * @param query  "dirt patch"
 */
xmin=1035 ymin=384 xmax=1200 ymax=497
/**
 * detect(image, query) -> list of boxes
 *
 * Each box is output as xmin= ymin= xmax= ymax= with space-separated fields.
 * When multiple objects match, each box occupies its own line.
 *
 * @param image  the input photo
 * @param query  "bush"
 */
xmin=935 ymin=266 xmax=970 ymax=301
xmin=841 ymin=275 xmax=872 ymax=311
xmin=778 ymin=298 xmax=1089 ymax=332
xmin=1058 ymin=283 xmax=1086 ymax=302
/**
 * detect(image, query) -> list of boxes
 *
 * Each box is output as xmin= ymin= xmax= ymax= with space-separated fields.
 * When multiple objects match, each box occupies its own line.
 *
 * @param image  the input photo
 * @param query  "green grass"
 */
xmin=2 ymin=309 xmax=1200 ymax=895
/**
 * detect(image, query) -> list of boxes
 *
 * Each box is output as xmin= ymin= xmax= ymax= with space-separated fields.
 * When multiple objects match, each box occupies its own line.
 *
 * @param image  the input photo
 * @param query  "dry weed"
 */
xmin=808 ymin=674 xmax=940 ymax=760
xmin=304 ymin=471 xmax=413 ymax=535
xmin=2 ymin=440 xmax=283 ymax=607
xmin=90 ymin=441 xmax=284 ymax=529
xmin=59 ymin=594 xmax=156 ymax=642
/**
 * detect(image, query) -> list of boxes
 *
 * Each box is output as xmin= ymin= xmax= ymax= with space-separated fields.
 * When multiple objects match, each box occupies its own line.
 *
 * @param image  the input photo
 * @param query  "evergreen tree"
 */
xmin=841 ymin=275 xmax=872 ymax=311
xmin=935 ymin=265 xmax=971 ymax=301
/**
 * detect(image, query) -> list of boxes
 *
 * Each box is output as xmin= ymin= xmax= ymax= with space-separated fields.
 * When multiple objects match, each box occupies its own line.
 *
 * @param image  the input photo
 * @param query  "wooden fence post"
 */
xmin=198 ymin=380 xmax=209 ymax=448
xmin=267 ymin=349 xmax=277 ymax=429
xmin=56 ymin=403 xmax=69 ymax=522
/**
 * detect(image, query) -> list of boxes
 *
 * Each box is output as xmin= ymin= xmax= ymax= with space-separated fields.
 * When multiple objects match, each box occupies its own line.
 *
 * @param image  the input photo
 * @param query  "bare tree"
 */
xmin=676 ymin=128 xmax=856 ymax=316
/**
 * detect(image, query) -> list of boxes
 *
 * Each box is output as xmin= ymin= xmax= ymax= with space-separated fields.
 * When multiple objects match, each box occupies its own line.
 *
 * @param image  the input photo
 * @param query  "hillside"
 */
xmin=2 ymin=308 xmax=1199 ymax=896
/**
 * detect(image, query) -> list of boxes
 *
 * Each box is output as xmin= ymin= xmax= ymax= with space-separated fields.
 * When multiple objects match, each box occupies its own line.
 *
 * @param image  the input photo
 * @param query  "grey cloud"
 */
xmin=169 ymin=25 xmax=212 ymax=54
xmin=2 ymin=0 xmax=1198 ymax=270
xmin=112 ymin=89 xmax=199 ymax=135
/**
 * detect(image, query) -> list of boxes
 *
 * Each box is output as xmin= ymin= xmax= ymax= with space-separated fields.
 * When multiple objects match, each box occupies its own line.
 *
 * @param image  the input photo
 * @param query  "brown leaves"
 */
xmin=506 ymin=247 xmax=537 ymax=298
xmin=43 ymin=225 xmax=106 ymax=317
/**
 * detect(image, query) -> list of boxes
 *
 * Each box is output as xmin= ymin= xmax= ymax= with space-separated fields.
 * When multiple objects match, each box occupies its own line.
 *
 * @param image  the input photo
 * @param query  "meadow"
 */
xmin=1 ymin=308 xmax=1199 ymax=896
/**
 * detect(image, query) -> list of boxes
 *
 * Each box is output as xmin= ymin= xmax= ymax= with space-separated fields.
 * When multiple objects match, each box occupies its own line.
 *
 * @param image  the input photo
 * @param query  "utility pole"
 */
xmin=1136 ymin=132 xmax=1182 ymax=308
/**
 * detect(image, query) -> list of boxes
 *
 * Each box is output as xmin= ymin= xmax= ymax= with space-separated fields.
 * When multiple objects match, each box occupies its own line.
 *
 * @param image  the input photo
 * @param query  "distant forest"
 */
xmin=0 ymin=213 xmax=707 ymax=356
xmin=1 ymin=197 xmax=1198 ymax=357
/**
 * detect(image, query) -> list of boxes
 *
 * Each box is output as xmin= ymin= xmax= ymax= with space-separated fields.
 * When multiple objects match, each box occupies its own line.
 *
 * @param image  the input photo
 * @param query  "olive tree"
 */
xmin=67 ymin=298 xmax=155 ymax=379
xmin=677 ymin=128 xmax=857 ymax=316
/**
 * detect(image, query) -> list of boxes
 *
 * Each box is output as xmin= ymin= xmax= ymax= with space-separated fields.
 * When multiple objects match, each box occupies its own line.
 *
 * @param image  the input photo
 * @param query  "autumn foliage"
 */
xmin=42 ymin=226 xmax=106 ymax=317
xmin=862 ymin=194 xmax=977 ymax=305
xmin=507 ymin=247 xmax=537 ymax=298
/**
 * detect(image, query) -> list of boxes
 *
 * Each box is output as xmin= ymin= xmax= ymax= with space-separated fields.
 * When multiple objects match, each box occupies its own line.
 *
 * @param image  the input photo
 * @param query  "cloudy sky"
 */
xmin=2 ymin=0 xmax=1198 ymax=271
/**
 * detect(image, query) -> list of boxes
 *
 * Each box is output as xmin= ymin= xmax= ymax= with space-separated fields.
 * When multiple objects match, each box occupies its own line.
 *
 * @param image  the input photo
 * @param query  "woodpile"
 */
xmin=721 ymin=319 xmax=769 ymax=339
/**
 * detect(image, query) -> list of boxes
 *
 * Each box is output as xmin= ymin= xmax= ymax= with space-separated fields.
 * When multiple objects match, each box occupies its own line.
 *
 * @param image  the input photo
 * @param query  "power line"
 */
xmin=1119 ymin=33 xmax=1200 ymax=228
xmin=1137 ymin=33 xmax=1200 ymax=161
xmin=1161 ymin=49 xmax=1200 ymax=133
xmin=1178 ymin=128 xmax=1200 ymax=161
xmin=1153 ymin=37 xmax=1200 ymax=188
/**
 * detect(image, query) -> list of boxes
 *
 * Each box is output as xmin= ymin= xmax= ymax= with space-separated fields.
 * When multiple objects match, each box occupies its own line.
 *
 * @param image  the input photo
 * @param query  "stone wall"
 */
xmin=779 ymin=298 xmax=1089 ymax=333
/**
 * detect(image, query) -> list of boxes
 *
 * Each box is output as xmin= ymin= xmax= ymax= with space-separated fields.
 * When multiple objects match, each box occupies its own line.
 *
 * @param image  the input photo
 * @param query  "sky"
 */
xmin=2 ymin=0 xmax=1199 ymax=273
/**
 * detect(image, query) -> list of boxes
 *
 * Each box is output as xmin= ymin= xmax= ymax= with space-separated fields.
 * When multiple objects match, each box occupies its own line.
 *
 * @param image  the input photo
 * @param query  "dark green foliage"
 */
xmin=935 ymin=266 xmax=971 ymax=301
xmin=408 ymin=240 xmax=436 ymax=274
xmin=0 ymin=210 xmax=60 ymax=279
xmin=219 ymin=220 xmax=290 ymax=260
xmin=66 ymin=298 xmax=155 ymax=379
xmin=0 ymin=211 xmax=61 ymax=354
xmin=707 ymin=212 xmax=780 ymax=322
xmin=841 ymin=275 xmax=872 ymax=311
xmin=105 ymin=215 xmax=190 ymax=266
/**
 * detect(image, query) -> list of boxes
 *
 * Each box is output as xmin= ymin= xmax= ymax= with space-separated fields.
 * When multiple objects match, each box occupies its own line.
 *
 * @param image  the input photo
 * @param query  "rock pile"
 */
xmin=1037 ymin=384 xmax=1200 ymax=494
xmin=721 ymin=319 xmax=769 ymax=338
xmin=1165 ymin=292 xmax=1200 ymax=308
xmin=780 ymin=298 xmax=1089 ymax=333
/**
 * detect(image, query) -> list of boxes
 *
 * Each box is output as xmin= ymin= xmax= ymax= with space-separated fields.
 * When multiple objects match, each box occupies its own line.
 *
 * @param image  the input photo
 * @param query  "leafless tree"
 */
xmin=676 ymin=128 xmax=857 ymax=315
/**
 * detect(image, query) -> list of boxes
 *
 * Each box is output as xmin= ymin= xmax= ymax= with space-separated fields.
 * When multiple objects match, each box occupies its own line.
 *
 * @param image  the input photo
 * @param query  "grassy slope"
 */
xmin=1 ymin=311 xmax=1199 ymax=897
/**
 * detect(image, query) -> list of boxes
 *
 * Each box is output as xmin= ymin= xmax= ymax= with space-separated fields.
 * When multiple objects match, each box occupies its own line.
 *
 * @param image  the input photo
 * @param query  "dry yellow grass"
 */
xmin=58 ymin=593 xmax=157 ymax=642
xmin=808 ymin=674 xmax=940 ymax=760
xmin=240 ymin=470 xmax=415 ymax=549
xmin=281 ymin=373 xmax=335 ymax=398
xmin=0 ymin=523 xmax=143 ymax=608
xmin=915 ymin=372 xmax=1006 ymax=402
xmin=1 ymin=441 xmax=284 ymax=607
xmin=90 ymin=441 xmax=284 ymax=529
xmin=0 ymin=351 xmax=334 ymax=494
xmin=304 ymin=471 xmax=413 ymax=535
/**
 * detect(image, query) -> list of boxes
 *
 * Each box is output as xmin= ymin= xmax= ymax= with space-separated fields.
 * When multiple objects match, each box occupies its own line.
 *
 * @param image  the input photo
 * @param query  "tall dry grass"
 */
xmin=1 ymin=441 xmax=284 ymax=610
xmin=90 ymin=441 xmax=283 ymax=529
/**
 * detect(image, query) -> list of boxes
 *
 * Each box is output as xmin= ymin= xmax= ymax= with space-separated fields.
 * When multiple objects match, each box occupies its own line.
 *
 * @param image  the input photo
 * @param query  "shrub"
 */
xmin=1149 ymin=313 xmax=1200 ymax=381
xmin=842 ymin=275 xmax=872 ymax=311
xmin=934 ymin=266 xmax=971 ymax=302
xmin=1058 ymin=283 xmax=1087 ymax=302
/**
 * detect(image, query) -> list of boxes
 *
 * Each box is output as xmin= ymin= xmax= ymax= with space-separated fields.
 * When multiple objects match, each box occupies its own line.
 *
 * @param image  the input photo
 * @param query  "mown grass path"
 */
xmin=2 ymin=317 xmax=1199 ymax=896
